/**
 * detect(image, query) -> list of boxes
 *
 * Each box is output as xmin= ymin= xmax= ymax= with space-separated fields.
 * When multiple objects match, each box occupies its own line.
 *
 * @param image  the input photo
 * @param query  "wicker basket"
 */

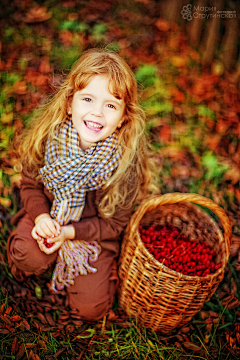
xmin=118 ymin=193 xmax=232 ymax=334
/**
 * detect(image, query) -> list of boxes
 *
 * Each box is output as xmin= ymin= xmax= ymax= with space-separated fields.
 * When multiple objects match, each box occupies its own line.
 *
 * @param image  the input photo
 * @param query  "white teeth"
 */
xmin=86 ymin=121 xmax=102 ymax=129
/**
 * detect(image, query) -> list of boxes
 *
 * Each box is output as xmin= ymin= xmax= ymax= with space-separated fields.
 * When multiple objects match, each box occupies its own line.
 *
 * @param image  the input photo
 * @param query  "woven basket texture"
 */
xmin=118 ymin=193 xmax=232 ymax=334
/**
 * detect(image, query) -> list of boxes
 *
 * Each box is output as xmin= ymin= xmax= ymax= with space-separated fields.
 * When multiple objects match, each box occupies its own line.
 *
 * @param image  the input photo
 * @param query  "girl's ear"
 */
xmin=67 ymin=98 xmax=73 ymax=115
xmin=117 ymin=115 xmax=125 ymax=128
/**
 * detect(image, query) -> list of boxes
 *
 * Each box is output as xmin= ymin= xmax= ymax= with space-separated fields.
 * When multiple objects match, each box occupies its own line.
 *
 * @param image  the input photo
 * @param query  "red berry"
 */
xmin=140 ymin=223 xmax=220 ymax=277
xmin=43 ymin=238 xmax=53 ymax=248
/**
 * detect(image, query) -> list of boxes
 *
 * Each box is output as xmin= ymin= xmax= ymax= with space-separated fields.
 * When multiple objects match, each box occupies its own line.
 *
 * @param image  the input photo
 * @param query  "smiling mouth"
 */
xmin=84 ymin=121 xmax=103 ymax=132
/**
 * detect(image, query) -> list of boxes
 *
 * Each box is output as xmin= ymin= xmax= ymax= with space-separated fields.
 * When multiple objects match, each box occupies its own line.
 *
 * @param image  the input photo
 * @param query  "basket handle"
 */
xmin=130 ymin=193 xmax=232 ymax=259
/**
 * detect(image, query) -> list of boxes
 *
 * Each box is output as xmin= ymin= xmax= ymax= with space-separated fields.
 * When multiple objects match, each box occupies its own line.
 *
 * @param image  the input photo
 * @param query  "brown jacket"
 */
xmin=12 ymin=171 xmax=135 ymax=253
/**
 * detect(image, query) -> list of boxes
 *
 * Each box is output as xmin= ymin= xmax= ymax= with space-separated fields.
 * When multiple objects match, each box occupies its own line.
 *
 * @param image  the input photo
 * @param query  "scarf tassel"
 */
xmin=50 ymin=240 xmax=101 ymax=292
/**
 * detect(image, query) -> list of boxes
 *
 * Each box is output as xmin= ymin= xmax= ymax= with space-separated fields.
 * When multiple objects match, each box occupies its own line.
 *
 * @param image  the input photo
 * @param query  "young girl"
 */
xmin=7 ymin=48 xmax=157 ymax=321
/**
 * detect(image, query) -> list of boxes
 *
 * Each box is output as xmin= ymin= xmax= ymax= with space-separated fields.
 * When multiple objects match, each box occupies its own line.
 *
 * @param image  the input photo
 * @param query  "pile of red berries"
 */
xmin=43 ymin=238 xmax=53 ymax=248
xmin=139 ymin=224 xmax=221 ymax=277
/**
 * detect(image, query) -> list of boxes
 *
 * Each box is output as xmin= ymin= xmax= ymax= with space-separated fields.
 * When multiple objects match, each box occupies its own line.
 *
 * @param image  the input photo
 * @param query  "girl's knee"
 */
xmin=67 ymin=259 xmax=117 ymax=321
xmin=9 ymin=236 xmax=32 ymax=263
xmin=68 ymin=294 xmax=111 ymax=321
xmin=10 ymin=237 xmax=40 ymax=273
xmin=8 ymin=232 xmax=56 ymax=274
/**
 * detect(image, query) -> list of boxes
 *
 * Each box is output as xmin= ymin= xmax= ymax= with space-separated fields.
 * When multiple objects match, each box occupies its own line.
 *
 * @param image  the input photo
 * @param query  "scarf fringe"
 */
xmin=50 ymin=240 xmax=101 ymax=292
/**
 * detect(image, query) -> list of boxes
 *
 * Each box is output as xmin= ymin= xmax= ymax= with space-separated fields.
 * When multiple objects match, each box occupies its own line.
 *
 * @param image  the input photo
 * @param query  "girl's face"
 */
xmin=69 ymin=75 xmax=125 ymax=151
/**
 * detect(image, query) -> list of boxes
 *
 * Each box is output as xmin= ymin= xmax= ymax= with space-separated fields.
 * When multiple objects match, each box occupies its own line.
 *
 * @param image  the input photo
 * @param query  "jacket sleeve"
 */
xmin=20 ymin=172 xmax=52 ymax=224
xmin=71 ymin=204 xmax=134 ymax=243
xmin=71 ymin=172 xmax=138 ymax=243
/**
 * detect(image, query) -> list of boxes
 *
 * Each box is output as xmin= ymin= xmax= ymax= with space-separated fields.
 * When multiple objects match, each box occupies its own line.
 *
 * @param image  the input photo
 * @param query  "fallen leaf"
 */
xmin=23 ymin=6 xmax=51 ymax=23
xmin=231 ymin=279 xmax=238 ymax=296
xmin=10 ymin=174 xmax=22 ymax=186
xmin=59 ymin=30 xmax=73 ymax=47
xmin=108 ymin=309 xmax=117 ymax=321
xmin=39 ymin=56 xmax=51 ymax=74
xmin=0 ymin=253 xmax=5 ymax=264
xmin=53 ymin=347 xmax=66 ymax=358
xmin=14 ymin=81 xmax=27 ymax=95
xmin=171 ymin=56 xmax=187 ymax=67
xmin=16 ymin=344 xmax=25 ymax=359
xmin=224 ymin=167 xmax=240 ymax=184
xmin=225 ymin=332 xmax=236 ymax=349
xmin=11 ymin=336 xmax=19 ymax=355
xmin=159 ymin=125 xmax=171 ymax=143
xmin=4 ymin=306 xmax=12 ymax=316
xmin=44 ymin=312 xmax=55 ymax=326
xmin=37 ymin=312 xmax=48 ymax=324
xmin=236 ymin=189 xmax=240 ymax=203
xmin=155 ymin=18 xmax=170 ymax=32
xmin=183 ymin=342 xmax=202 ymax=351
xmin=114 ymin=321 xmax=133 ymax=328
xmin=75 ymin=328 xmax=96 ymax=339
xmin=181 ymin=326 xmax=190 ymax=333
xmin=204 ymin=334 xmax=210 ymax=343
xmin=0 ymin=303 xmax=6 ymax=314
xmin=38 ymin=339 xmax=47 ymax=350
xmin=200 ymin=311 xmax=209 ymax=320
xmin=209 ymin=311 xmax=219 ymax=318
xmin=212 ymin=60 xmax=224 ymax=76
xmin=71 ymin=319 xmax=83 ymax=326
xmin=30 ymin=352 xmax=41 ymax=360
xmin=20 ymin=288 xmax=28 ymax=298
xmin=0 ymin=314 xmax=12 ymax=326
xmin=230 ymin=236 xmax=240 ymax=256
xmin=21 ymin=318 xmax=31 ymax=330
xmin=1 ymin=112 xmax=13 ymax=124
xmin=171 ymin=89 xmax=185 ymax=103
xmin=65 ymin=324 xmax=75 ymax=333
xmin=227 ymin=299 xmax=239 ymax=310
xmin=35 ymin=285 xmax=42 ymax=299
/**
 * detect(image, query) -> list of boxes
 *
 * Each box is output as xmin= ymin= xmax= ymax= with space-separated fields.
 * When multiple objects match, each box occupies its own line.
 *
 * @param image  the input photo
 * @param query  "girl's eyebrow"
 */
xmin=78 ymin=92 xmax=122 ymax=105
xmin=78 ymin=92 xmax=93 ymax=97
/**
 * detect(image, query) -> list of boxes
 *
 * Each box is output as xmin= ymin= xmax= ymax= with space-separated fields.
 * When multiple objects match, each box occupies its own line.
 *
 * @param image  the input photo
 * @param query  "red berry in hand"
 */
xmin=43 ymin=238 xmax=53 ymax=248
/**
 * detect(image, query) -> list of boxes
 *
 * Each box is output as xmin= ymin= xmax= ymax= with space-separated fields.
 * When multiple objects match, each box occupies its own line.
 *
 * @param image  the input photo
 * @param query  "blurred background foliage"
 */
xmin=0 ymin=0 xmax=239 ymax=207
xmin=1 ymin=0 xmax=239 ymax=228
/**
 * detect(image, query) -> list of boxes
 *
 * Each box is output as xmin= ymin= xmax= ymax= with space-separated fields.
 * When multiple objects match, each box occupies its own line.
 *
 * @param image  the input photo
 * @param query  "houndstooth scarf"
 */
xmin=39 ymin=117 xmax=121 ymax=291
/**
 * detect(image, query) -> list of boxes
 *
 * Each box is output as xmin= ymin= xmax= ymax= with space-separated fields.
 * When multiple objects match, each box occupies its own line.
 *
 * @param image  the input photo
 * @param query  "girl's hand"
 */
xmin=37 ymin=225 xmax=75 ymax=255
xmin=32 ymin=213 xmax=61 ymax=241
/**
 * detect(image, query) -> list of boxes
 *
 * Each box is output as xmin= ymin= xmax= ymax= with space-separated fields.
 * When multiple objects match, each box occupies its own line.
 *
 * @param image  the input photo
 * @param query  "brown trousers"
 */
xmin=8 ymin=214 xmax=118 ymax=321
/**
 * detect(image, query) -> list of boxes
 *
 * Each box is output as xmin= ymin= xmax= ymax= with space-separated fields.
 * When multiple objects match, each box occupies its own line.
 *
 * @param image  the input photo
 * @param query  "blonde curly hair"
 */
xmin=20 ymin=48 xmax=158 ymax=216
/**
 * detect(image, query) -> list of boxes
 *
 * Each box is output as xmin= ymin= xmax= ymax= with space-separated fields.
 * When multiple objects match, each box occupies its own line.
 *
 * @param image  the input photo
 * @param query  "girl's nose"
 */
xmin=91 ymin=103 xmax=103 ymax=117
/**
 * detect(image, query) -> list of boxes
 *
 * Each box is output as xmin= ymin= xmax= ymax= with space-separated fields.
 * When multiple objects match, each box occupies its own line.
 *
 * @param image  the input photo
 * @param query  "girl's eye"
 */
xmin=107 ymin=104 xmax=116 ymax=109
xmin=83 ymin=98 xmax=92 ymax=102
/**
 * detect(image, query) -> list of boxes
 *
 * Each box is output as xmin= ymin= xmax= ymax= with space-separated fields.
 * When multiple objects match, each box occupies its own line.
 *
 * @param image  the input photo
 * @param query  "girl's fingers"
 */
xmin=37 ymin=239 xmax=46 ymax=253
xmin=31 ymin=228 xmax=41 ymax=240
xmin=47 ymin=236 xmax=58 ymax=244
xmin=31 ymin=228 xmax=37 ymax=239
xmin=37 ymin=222 xmax=56 ymax=238
xmin=45 ymin=219 xmax=60 ymax=236
xmin=36 ymin=225 xmax=50 ymax=238
xmin=53 ymin=220 xmax=61 ymax=234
